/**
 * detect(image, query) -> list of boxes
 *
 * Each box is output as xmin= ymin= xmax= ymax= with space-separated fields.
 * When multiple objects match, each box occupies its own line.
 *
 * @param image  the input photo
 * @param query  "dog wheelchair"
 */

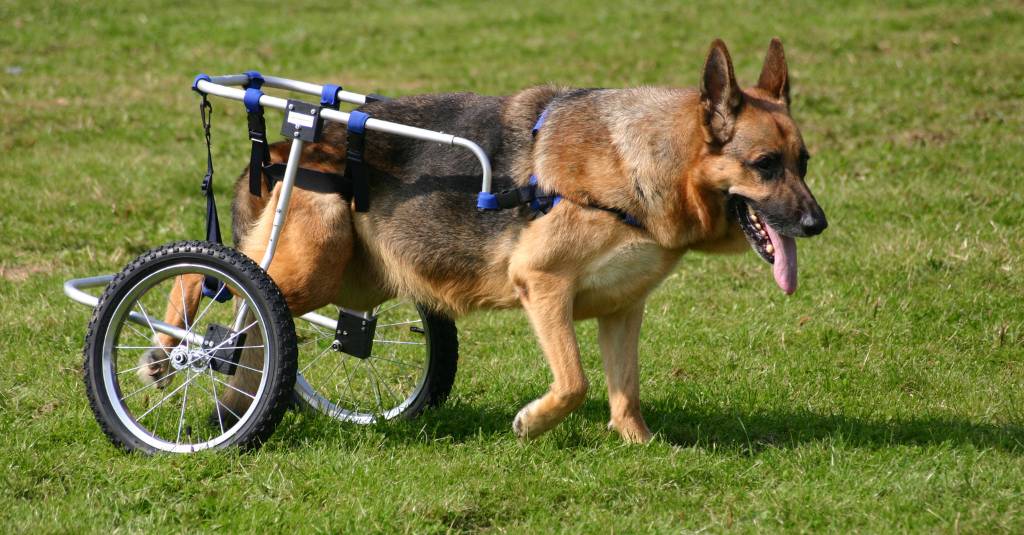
xmin=64 ymin=72 xmax=497 ymax=453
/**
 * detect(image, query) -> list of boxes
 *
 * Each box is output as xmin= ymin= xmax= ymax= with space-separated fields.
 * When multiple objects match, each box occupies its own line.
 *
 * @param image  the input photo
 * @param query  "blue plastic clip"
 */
xmin=243 ymin=70 xmax=264 ymax=89
xmin=347 ymin=110 xmax=369 ymax=134
xmin=321 ymin=84 xmax=342 ymax=109
xmin=476 ymin=191 xmax=499 ymax=211
xmin=192 ymin=73 xmax=211 ymax=93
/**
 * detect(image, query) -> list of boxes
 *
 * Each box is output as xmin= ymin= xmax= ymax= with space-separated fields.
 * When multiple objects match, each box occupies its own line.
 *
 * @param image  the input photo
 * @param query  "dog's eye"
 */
xmin=750 ymin=153 xmax=782 ymax=180
xmin=798 ymin=150 xmax=810 ymax=178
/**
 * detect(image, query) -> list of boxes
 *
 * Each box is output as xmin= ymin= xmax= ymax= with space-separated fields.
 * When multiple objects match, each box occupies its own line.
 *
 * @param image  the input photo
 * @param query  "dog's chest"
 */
xmin=576 ymin=239 xmax=675 ymax=306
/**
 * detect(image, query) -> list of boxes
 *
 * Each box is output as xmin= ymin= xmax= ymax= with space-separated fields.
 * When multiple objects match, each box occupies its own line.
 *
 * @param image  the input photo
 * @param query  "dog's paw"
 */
xmin=607 ymin=418 xmax=654 ymax=444
xmin=136 ymin=348 xmax=172 ymax=389
xmin=512 ymin=400 xmax=540 ymax=440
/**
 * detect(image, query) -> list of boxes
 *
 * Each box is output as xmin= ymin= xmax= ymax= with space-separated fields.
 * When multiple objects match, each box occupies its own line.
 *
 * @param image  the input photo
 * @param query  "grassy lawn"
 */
xmin=2 ymin=0 xmax=1023 ymax=532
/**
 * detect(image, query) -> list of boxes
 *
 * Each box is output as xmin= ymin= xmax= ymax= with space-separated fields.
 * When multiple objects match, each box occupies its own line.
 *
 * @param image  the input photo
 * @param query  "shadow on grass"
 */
xmin=636 ymin=398 xmax=1024 ymax=454
xmin=272 ymin=396 xmax=1024 ymax=454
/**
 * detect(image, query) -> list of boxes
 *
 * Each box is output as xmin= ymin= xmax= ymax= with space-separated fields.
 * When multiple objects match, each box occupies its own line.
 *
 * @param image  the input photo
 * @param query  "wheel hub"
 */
xmin=169 ymin=345 xmax=211 ymax=372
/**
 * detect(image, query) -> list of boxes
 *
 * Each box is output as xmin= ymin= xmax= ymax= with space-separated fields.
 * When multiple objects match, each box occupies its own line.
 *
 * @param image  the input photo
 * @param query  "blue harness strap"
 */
xmin=479 ymin=106 xmax=643 ymax=230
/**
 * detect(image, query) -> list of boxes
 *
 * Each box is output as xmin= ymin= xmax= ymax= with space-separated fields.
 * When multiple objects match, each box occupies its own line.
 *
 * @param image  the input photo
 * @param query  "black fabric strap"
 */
xmin=199 ymin=96 xmax=221 ymax=245
xmin=494 ymin=185 xmax=535 ymax=209
xmin=344 ymin=111 xmax=371 ymax=212
xmin=197 ymin=95 xmax=231 ymax=302
xmin=247 ymin=109 xmax=270 ymax=196
xmin=262 ymin=163 xmax=352 ymax=199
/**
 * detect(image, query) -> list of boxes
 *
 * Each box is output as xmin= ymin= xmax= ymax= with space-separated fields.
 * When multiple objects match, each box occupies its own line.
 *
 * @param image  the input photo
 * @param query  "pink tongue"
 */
xmin=764 ymin=223 xmax=798 ymax=294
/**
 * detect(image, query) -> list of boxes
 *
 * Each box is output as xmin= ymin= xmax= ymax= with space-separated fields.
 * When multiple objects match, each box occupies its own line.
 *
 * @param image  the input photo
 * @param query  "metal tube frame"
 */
xmin=66 ymin=73 xmax=496 ymax=343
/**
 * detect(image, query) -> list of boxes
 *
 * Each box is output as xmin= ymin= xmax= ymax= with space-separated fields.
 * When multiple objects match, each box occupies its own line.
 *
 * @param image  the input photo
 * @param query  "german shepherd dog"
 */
xmin=141 ymin=38 xmax=826 ymax=443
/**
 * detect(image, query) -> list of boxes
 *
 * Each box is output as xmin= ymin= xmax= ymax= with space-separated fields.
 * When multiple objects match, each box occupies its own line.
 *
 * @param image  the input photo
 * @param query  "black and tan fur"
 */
xmin=142 ymin=39 xmax=827 ymax=443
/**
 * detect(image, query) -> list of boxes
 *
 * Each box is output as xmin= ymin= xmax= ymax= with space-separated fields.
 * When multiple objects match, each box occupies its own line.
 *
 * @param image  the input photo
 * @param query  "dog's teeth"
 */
xmin=765 ymin=243 xmax=774 ymax=254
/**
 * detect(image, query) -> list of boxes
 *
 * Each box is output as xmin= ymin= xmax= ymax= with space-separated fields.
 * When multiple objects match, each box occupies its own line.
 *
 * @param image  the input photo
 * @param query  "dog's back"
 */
xmin=232 ymin=85 xmax=580 ymax=313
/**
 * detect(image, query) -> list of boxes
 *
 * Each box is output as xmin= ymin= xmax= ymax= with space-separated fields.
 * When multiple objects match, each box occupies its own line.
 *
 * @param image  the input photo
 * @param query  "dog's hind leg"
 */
xmin=598 ymin=302 xmax=653 ymax=443
xmin=218 ymin=179 xmax=354 ymax=421
xmin=511 ymin=271 xmax=589 ymax=440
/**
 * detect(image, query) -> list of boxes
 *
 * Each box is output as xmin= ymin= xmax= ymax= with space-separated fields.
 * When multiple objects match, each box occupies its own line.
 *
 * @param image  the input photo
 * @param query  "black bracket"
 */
xmin=280 ymin=99 xmax=324 ymax=142
xmin=205 ymin=324 xmax=247 ymax=375
xmin=334 ymin=309 xmax=377 ymax=359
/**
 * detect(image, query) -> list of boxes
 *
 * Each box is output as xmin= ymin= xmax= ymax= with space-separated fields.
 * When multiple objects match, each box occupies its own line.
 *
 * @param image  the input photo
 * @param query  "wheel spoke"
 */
xmin=175 ymin=369 xmax=192 ymax=444
xmin=124 ymin=322 xmax=151 ymax=342
xmin=117 ymin=354 xmax=173 ymax=375
xmin=364 ymin=361 xmax=385 ymax=417
xmin=210 ymin=376 xmax=256 ymax=400
xmin=136 ymin=301 xmax=171 ymax=358
xmin=208 ymin=354 xmax=265 ymax=375
xmin=374 ymin=301 xmax=403 ymax=316
xmin=206 ymin=368 xmax=225 ymax=435
xmin=367 ymin=359 xmax=402 ymax=406
xmin=300 ymin=344 xmax=334 ymax=375
xmin=376 ymin=319 xmax=422 ymax=329
xmin=187 ymin=285 xmax=224 ymax=337
xmin=134 ymin=369 xmax=201 ymax=422
xmin=338 ymin=357 xmax=359 ymax=415
xmin=120 ymin=365 xmax=187 ymax=401
xmin=369 ymin=355 xmax=418 ymax=369
xmin=373 ymin=339 xmax=425 ymax=346
xmin=177 ymin=275 xmax=190 ymax=344
xmin=198 ymin=372 xmax=241 ymax=423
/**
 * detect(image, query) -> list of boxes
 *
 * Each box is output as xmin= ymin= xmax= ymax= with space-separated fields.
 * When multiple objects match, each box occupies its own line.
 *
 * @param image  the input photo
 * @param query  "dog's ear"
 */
xmin=757 ymin=37 xmax=790 ymax=106
xmin=700 ymin=39 xmax=743 ymax=145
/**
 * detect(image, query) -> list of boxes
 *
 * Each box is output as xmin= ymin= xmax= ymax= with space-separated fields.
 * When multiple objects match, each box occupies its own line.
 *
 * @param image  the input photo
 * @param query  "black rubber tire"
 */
xmin=407 ymin=304 xmax=459 ymax=414
xmin=293 ymin=303 xmax=458 ymax=421
xmin=83 ymin=240 xmax=297 ymax=454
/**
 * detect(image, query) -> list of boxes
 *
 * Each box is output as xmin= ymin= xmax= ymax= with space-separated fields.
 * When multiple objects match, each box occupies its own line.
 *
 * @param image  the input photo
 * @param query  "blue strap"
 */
xmin=243 ymin=87 xmax=263 ymax=113
xmin=348 ymin=110 xmax=369 ymax=134
xmin=192 ymin=73 xmax=211 ymax=93
xmin=243 ymin=70 xmax=264 ymax=89
xmin=532 ymin=108 xmax=549 ymax=136
xmin=321 ymin=84 xmax=342 ymax=108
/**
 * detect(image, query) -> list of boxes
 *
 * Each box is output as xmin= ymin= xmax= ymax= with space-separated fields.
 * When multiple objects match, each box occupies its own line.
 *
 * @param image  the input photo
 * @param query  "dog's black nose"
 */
xmin=800 ymin=210 xmax=828 ymax=236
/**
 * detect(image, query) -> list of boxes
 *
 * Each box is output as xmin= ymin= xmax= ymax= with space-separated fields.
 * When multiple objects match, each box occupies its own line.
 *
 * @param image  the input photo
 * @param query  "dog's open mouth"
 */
xmin=730 ymin=196 xmax=798 ymax=295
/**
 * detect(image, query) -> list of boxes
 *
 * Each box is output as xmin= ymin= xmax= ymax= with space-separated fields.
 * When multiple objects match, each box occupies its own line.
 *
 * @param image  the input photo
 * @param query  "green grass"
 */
xmin=2 ymin=0 xmax=1023 ymax=532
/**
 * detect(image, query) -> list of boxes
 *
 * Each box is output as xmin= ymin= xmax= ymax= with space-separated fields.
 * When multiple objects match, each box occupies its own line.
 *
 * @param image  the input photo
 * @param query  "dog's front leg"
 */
xmin=512 ymin=271 xmax=588 ymax=440
xmin=598 ymin=302 xmax=653 ymax=443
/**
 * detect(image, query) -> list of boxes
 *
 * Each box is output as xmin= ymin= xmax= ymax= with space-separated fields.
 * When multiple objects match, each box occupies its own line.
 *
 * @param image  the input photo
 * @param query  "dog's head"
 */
xmin=695 ymin=38 xmax=827 ymax=295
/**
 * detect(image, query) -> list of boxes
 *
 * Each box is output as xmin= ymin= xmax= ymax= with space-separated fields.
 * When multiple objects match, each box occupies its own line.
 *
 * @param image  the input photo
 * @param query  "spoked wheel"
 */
xmin=293 ymin=301 xmax=458 ymax=423
xmin=83 ymin=241 xmax=297 ymax=454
